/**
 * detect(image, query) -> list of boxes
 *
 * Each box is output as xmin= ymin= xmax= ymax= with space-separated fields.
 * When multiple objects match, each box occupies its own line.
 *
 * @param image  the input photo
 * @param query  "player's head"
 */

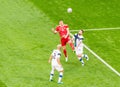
xmin=59 ymin=20 xmax=64 ymax=26
xmin=57 ymin=44 xmax=62 ymax=50
xmin=78 ymin=29 xmax=84 ymax=35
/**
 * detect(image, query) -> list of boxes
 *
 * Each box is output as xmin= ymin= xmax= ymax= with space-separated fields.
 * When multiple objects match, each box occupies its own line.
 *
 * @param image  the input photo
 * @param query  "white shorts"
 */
xmin=75 ymin=46 xmax=83 ymax=55
xmin=51 ymin=65 xmax=63 ymax=72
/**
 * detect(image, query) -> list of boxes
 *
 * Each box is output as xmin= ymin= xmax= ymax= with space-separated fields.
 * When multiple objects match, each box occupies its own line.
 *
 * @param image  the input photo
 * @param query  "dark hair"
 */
xmin=81 ymin=29 xmax=84 ymax=33
xmin=59 ymin=19 xmax=63 ymax=21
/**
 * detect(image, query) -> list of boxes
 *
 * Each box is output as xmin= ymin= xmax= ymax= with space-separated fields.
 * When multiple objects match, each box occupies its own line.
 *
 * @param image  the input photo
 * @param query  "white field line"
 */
xmin=70 ymin=27 xmax=120 ymax=32
xmin=70 ymin=33 xmax=120 ymax=77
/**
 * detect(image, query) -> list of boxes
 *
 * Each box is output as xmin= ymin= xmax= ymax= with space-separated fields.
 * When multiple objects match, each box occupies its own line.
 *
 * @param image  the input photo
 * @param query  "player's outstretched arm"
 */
xmin=72 ymin=36 xmax=75 ymax=43
xmin=52 ymin=28 xmax=57 ymax=34
xmin=48 ymin=54 xmax=52 ymax=63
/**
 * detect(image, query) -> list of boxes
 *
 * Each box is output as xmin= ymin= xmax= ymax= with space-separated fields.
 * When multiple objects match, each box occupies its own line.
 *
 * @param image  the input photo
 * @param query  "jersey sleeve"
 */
xmin=82 ymin=36 xmax=84 ymax=40
xmin=81 ymin=36 xmax=84 ymax=41
xmin=57 ymin=52 xmax=61 ymax=58
xmin=55 ymin=26 xmax=59 ymax=32
xmin=64 ymin=25 xmax=69 ymax=29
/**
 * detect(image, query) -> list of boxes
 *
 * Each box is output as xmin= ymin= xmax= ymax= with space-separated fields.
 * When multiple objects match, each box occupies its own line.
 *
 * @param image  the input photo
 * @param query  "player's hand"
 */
xmin=52 ymin=28 xmax=57 ymax=34
xmin=52 ymin=28 xmax=54 ymax=32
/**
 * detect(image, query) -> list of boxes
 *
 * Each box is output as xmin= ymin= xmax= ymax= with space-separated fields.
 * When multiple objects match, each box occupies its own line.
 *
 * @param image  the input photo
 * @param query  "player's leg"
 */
xmin=82 ymin=54 xmax=89 ymax=61
xmin=61 ymin=38 xmax=68 ymax=62
xmin=62 ymin=46 xmax=68 ymax=62
xmin=76 ymin=48 xmax=84 ymax=66
xmin=49 ymin=66 xmax=55 ymax=81
xmin=81 ymin=46 xmax=89 ymax=60
xmin=68 ymin=38 xmax=75 ymax=51
xmin=77 ymin=54 xmax=84 ymax=66
xmin=57 ymin=66 xmax=64 ymax=84
xmin=58 ymin=71 xmax=63 ymax=84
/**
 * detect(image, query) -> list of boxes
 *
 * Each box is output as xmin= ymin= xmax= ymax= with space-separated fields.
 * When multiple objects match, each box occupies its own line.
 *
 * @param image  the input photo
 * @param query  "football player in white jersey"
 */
xmin=48 ymin=44 xmax=63 ymax=84
xmin=73 ymin=30 xmax=89 ymax=66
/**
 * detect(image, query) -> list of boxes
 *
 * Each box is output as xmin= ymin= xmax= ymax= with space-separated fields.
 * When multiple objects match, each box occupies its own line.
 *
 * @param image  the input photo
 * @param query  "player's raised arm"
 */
xmin=52 ymin=28 xmax=57 ymax=34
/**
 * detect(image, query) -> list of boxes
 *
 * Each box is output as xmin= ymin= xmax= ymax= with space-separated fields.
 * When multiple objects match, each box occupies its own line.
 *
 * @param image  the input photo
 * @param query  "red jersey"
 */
xmin=56 ymin=25 xmax=69 ymax=38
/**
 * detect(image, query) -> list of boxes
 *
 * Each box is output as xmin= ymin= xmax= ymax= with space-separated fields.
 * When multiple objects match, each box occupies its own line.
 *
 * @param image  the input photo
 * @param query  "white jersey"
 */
xmin=51 ymin=49 xmax=61 ymax=66
xmin=74 ymin=33 xmax=84 ymax=54
xmin=74 ymin=33 xmax=84 ymax=47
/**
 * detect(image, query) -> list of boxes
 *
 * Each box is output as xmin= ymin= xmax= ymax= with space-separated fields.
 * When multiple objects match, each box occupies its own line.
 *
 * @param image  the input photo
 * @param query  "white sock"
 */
xmin=78 ymin=57 xmax=84 ymax=64
xmin=65 ymin=57 xmax=68 ymax=62
xmin=50 ymin=74 xmax=53 ymax=80
xmin=50 ymin=70 xmax=54 ymax=80
xmin=82 ymin=54 xmax=88 ymax=59
xmin=58 ymin=72 xmax=63 ymax=83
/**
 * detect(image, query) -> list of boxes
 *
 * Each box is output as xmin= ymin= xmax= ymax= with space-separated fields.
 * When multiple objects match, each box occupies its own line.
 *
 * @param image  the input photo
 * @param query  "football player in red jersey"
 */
xmin=52 ymin=20 xmax=74 ymax=62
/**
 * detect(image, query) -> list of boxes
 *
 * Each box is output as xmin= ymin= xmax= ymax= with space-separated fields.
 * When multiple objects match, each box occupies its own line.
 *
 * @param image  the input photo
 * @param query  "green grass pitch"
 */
xmin=0 ymin=0 xmax=120 ymax=87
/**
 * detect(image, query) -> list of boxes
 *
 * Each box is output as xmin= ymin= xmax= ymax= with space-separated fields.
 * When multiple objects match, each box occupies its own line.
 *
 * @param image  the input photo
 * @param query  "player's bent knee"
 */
xmin=62 ymin=46 xmax=66 ymax=49
xmin=59 ymin=68 xmax=64 ymax=72
xmin=59 ymin=70 xmax=64 ymax=72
